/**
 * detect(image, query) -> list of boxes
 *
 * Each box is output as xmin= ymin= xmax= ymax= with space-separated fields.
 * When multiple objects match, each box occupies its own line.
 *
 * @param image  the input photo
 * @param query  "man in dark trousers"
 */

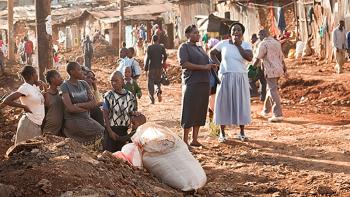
xmin=145 ymin=35 xmax=167 ymax=104
xmin=83 ymin=36 xmax=93 ymax=69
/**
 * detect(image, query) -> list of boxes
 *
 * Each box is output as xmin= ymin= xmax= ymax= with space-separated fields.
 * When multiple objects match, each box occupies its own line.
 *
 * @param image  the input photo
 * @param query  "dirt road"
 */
xmin=1 ymin=50 xmax=350 ymax=196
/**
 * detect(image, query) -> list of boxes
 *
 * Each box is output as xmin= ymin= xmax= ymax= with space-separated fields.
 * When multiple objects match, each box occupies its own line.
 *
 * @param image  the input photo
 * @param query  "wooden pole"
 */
xmin=119 ymin=0 xmax=124 ymax=49
xmin=294 ymin=0 xmax=299 ymax=40
xmin=35 ymin=0 xmax=53 ymax=81
xmin=7 ymin=0 xmax=15 ymax=62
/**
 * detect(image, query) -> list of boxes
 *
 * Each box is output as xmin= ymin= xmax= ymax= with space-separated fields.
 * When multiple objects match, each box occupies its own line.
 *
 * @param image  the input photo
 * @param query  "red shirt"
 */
xmin=25 ymin=40 xmax=34 ymax=54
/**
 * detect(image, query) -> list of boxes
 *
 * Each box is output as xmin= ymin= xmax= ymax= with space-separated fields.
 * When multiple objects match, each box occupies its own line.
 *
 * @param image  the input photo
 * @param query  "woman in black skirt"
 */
xmin=177 ymin=25 xmax=217 ymax=147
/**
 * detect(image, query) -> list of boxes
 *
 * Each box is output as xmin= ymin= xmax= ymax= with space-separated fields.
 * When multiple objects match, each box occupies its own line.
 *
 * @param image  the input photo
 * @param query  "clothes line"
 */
xmin=235 ymin=1 xmax=295 ymax=9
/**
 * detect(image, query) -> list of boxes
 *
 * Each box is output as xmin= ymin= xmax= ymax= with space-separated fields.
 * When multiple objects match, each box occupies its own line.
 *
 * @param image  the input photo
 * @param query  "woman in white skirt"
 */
xmin=210 ymin=23 xmax=253 ymax=142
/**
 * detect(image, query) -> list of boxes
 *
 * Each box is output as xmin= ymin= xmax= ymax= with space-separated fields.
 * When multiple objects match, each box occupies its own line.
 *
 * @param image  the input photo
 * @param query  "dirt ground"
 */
xmin=1 ymin=47 xmax=350 ymax=196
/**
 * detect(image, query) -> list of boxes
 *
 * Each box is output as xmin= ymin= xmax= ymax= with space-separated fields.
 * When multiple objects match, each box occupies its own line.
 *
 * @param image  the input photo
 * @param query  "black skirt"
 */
xmin=181 ymin=82 xmax=210 ymax=128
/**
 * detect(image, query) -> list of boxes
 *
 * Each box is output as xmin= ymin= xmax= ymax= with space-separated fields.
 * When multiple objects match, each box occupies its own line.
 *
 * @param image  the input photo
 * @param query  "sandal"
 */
xmin=189 ymin=141 xmax=203 ymax=147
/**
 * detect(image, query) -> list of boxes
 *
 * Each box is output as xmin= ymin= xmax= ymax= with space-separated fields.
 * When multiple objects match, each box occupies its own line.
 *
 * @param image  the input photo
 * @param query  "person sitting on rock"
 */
xmin=42 ymin=70 xmax=64 ymax=136
xmin=1 ymin=66 xmax=46 ymax=144
xmin=102 ymin=71 xmax=139 ymax=152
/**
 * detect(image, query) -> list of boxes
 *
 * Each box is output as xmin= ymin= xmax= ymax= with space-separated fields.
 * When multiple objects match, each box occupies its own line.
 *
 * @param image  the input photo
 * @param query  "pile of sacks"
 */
xmin=113 ymin=123 xmax=207 ymax=191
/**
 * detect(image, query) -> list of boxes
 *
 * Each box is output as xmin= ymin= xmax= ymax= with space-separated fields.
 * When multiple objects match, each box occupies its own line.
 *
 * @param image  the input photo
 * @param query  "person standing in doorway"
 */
xmin=332 ymin=20 xmax=347 ymax=74
xmin=83 ymin=36 xmax=93 ymax=70
xmin=145 ymin=35 xmax=167 ymax=104
xmin=253 ymin=29 xmax=287 ymax=123
xmin=24 ymin=36 xmax=34 ymax=65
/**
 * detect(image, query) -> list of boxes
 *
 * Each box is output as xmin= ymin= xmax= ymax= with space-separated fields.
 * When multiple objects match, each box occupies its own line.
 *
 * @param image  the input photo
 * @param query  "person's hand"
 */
xmin=34 ymin=80 xmax=47 ymax=90
xmin=205 ymin=64 xmax=218 ymax=70
xmin=131 ymin=111 xmax=141 ymax=116
xmin=108 ymin=129 xmax=119 ymax=141
xmin=23 ymin=105 xmax=32 ymax=113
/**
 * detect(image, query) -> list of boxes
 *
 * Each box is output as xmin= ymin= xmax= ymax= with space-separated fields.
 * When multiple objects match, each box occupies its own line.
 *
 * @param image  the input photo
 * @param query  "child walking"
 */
xmin=102 ymin=71 xmax=139 ymax=152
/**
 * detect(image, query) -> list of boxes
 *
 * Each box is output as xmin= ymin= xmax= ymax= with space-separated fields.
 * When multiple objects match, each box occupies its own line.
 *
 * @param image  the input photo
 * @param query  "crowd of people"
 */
xmin=1 ymin=19 xmax=349 ymax=151
xmin=178 ymin=23 xmax=287 ymax=145
xmin=0 ymin=29 xmax=168 ymax=153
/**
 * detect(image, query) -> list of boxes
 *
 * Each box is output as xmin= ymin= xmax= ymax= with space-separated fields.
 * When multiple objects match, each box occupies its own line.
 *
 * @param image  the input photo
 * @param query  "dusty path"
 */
xmin=1 ymin=51 xmax=350 ymax=196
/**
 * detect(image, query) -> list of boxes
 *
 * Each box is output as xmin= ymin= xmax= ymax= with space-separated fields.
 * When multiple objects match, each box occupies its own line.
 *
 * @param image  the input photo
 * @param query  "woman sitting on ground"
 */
xmin=60 ymin=62 xmax=104 ymax=150
xmin=1 ymin=66 xmax=45 ymax=144
xmin=42 ymin=70 xmax=64 ymax=136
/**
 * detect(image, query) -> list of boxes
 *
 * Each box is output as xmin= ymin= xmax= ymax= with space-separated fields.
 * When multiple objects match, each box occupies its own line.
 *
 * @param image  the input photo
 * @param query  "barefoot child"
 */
xmin=102 ymin=71 xmax=139 ymax=152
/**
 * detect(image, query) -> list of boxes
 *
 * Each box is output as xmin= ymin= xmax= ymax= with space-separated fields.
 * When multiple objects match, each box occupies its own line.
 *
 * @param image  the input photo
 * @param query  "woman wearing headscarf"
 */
xmin=210 ymin=23 xmax=253 ymax=142
xmin=178 ymin=25 xmax=217 ymax=147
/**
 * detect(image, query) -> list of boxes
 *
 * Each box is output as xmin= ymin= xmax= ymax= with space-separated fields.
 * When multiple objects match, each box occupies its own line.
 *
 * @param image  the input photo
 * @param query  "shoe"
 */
xmin=236 ymin=134 xmax=248 ymax=141
xmin=218 ymin=135 xmax=226 ymax=143
xmin=268 ymin=116 xmax=283 ymax=122
xmin=157 ymin=93 xmax=162 ymax=103
xmin=260 ymin=110 xmax=268 ymax=117
xmin=149 ymin=97 xmax=155 ymax=104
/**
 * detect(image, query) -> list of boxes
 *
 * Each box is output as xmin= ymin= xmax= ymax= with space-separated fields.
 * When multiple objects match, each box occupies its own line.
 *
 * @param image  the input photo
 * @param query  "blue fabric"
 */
xmin=102 ymin=98 xmax=109 ymax=110
xmin=347 ymin=32 xmax=350 ymax=49
xmin=278 ymin=7 xmax=286 ymax=32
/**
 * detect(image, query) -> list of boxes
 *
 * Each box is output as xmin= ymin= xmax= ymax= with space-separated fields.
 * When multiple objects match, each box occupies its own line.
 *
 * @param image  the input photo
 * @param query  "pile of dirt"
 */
xmin=280 ymin=78 xmax=350 ymax=106
xmin=0 ymin=135 xmax=181 ymax=197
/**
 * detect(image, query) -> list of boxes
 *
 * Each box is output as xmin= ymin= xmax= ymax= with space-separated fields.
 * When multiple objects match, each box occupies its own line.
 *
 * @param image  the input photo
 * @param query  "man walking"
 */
xmin=145 ymin=35 xmax=167 ymax=104
xmin=253 ymin=29 xmax=287 ymax=122
xmin=83 ymin=36 xmax=93 ymax=69
xmin=332 ymin=20 xmax=347 ymax=74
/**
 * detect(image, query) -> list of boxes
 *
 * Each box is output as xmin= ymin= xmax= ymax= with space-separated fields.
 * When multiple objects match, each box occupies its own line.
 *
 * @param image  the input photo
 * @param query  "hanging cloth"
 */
xmin=278 ymin=7 xmax=286 ymax=32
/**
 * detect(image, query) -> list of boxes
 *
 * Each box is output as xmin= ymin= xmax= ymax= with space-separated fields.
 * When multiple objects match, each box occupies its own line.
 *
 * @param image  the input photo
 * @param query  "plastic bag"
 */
xmin=131 ymin=123 xmax=177 ymax=153
xmin=113 ymin=143 xmax=143 ymax=168
xmin=134 ymin=123 xmax=207 ymax=191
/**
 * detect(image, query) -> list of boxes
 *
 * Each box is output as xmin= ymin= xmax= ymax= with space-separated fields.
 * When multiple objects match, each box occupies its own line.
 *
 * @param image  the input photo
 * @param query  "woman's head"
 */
xmin=75 ymin=56 xmax=84 ymax=66
xmin=230 ymin=22 xmax=245 ymax=40
xmin=20 ymin=66 xmax=38 ymax=83
xmin=109 ymin=71 xmax=124 ymax=91
xmin=66 ymin=62 xmax=84 ymax=80
xmin=45 ymin=70 xmax=63 ymax=86
xmin=185 ymin=25 xmax=200 ymax=43
xmin=85 ymin=70 xmax=96 ymax=85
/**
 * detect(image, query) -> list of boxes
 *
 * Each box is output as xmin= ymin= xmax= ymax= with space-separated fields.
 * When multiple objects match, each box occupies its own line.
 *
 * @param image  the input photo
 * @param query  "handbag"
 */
xmin=247 ymin=64 xmax=258 ymax=79
xmin=160 ymin=69 xmax=170 ymax=86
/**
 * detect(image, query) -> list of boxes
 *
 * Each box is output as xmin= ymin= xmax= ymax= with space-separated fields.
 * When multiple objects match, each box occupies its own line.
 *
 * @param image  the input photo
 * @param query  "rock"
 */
xmin=56 ymin=141 xmax=66 ymax=148
xmin=5 ymin=140 xmax=43 ymax=158
xmin=213 ymin=193 xmax=225 ymax=197
xmin=272 ymin=192 xmax=281 ymax=197
xmin=36 ymin=179 xmax=51 ymax=193
xmin=60 ymin=191 xmax=74 ymax=197
xmin=105 ymin=189 xmax=115 ymax=197
xmin=153 ymin=186 xmax=175 ymax=197
xmin=331 ymin=100 xmax=340 ymax=105
xmin=31 ymin=148 xmax=40 ymax=153
xmin=0 ymin=183 xmax=16 ymax=197
xmin=316 ymin=185 xmax=335 ymax=195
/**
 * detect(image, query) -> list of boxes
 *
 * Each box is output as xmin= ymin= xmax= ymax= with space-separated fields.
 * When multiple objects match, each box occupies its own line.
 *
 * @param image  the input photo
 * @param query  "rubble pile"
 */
xmin=0 ymin=135 xmax=181 ymax=197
